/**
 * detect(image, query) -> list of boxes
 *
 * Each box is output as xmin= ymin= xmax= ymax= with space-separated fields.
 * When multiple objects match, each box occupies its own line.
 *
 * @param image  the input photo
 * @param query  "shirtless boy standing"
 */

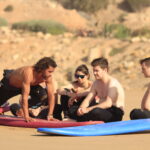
xmin=130 ymin=57 xmax=150 ymax=119
xmin=76 ymin=57 xmax=125 ymax=122
xmin=0 ymin=57 xmax=57 ymax=122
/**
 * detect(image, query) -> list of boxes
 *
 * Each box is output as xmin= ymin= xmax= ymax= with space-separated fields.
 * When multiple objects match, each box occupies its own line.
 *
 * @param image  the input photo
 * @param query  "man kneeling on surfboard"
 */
xmin=0 ymin=57 xmax=58 ymax=122
xmin=9 ymin=82 xmax=62 ymax=121
xmin=70 ymin=57 xmax=125 ymax=122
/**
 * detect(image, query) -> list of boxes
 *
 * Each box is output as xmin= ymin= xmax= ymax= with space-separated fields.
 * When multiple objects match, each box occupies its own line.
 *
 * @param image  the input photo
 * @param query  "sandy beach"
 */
xmin=0 ymin=0 xmax=150 ymax=149
xmin=0 ymin=88 xmax=149 ymax=150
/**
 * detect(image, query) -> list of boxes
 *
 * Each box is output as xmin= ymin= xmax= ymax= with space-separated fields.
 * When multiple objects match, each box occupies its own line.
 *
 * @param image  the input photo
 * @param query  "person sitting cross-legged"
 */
xmin=57 ymin=64 xmax=92 ymax=121
xmin=72 ymin=57 xmax=125 ymax=122
xmin=130 ymin=57 xmax=150 ymax=120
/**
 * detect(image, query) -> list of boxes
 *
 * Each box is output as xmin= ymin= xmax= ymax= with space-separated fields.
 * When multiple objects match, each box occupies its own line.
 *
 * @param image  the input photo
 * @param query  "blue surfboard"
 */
xmin=37 ymin=119 xmax=150 ymax=136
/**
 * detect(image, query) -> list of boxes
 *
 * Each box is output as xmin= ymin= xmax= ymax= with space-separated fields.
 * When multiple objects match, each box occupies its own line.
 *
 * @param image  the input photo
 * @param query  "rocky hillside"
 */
xmin=0 ymin=0 xmax=150 ymax=90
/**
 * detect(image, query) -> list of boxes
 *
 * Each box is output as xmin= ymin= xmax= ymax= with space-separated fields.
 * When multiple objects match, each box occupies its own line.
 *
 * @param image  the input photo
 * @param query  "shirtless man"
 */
xmin=76 ymin=57 xmax=125 ymax=122
xmin=130 ymin=57 xmax=150 ymax=119
xmin=0 ymin=57 xmax=57 ymax=122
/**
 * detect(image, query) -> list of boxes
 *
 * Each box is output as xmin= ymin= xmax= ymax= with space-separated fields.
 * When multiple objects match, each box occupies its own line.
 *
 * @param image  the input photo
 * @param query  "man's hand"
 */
xmin=68 ymin=97 xmax=77 ymax=107
xmin=77 ymin=107 xmax=89 ymax=116
xmin=25 ymin=116 xmax=35 ymax=122
xmin=47 ymin=115 xmax=59 ymax=121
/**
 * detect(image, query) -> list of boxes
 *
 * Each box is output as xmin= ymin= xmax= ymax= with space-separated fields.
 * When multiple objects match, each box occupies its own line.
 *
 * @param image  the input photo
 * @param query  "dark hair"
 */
xmin=91 ymin=57 xmax=109 ymax=70
xmin=75 ymin=64 xmax=90 ymax=76
xmin=34 ymin=57 xmax=57 ymax=72
xmin=140 ymin=57 xmax=150 ymax=67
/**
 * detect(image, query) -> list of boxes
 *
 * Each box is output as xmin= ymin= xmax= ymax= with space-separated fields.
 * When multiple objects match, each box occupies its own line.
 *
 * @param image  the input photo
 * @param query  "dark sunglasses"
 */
xmin=75 ymin=74 xmax=85 ymax=79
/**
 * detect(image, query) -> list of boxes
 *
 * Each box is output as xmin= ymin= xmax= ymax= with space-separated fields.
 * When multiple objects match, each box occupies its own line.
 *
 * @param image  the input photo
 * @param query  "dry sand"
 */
xmin=0 ymin=88 xmax=149 ymax=150
xmin=0 ymin=1 xmax=150 ymax=149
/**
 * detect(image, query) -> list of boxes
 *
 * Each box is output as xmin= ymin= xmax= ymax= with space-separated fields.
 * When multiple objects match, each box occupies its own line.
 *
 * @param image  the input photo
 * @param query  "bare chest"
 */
xmin=96 ymin=84 xmax=108 ymax=99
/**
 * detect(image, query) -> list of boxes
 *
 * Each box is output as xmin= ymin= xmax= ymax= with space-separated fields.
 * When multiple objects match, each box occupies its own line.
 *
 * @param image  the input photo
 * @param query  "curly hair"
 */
xmin=34 ymin=57 xmax=57 ymax=72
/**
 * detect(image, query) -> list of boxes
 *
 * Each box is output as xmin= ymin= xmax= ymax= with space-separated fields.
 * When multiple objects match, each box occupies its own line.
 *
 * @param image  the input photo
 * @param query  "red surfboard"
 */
xmin=0 ymin=115 xmax=104 ymax=128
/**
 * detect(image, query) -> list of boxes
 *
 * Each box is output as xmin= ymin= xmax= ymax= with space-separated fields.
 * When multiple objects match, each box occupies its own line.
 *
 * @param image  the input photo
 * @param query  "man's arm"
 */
xmin=46 ymin=78 xmax=56 ymax=121
xmin=21 ymin=69 xmax=33 ymax=122
xmin=22 ymin=81 xmax=31 ymax=122
xmin=77 ymin=84 xmax=96 ymax=116
xmin=79 ymin=92 xmax=96 ymax=108
xmin=81 ymin=85 xmax=118 ymax=115
xmin=141 ymin=84 xmax=150 ymax=110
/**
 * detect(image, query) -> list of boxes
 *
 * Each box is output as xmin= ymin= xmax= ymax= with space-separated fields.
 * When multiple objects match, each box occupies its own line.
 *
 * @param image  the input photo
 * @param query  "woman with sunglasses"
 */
xmin=57 ymin=64 xmax=92 ymax=120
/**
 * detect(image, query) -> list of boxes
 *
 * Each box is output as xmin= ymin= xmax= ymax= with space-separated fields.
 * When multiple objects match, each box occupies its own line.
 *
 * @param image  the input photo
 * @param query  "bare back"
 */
xmin=8 ymin=66 xmax=45 ymax=88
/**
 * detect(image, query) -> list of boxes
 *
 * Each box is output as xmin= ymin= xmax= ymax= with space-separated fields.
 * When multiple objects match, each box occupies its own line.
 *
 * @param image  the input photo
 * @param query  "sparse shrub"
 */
xmin=132 ymin=27 xmax=150 ymax=38
xmin=126 ymin=0 xmax=150 ymax=11
xmin=58 ymin=0 xmax=109 ymax=13
xmin=109 ymin=47 xmax=125 ymax=56
xmin=4 ymin=5 xmax=14 ymax=12
xmin=103 ymin=23 xmax=131 ymax=39
xmin=0 ymin=17 xmax=8 ymax=26
xmin=12 ymin=20 xmax=67 ymax=35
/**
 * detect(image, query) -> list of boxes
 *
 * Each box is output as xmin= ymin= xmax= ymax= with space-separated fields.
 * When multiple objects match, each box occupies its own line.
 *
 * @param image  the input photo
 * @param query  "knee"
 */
xmin=68 ymin=105 xmax=79 ymax=118
xmin=130 ymin=109 xmax=141 ymax=120
xmin=89 ymin=108 xmax=104 ymax=120
xmin=89 ymin=108 xmax=112 ymax=122
xmin=90 ymin=108 xmax=102 ymax=115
